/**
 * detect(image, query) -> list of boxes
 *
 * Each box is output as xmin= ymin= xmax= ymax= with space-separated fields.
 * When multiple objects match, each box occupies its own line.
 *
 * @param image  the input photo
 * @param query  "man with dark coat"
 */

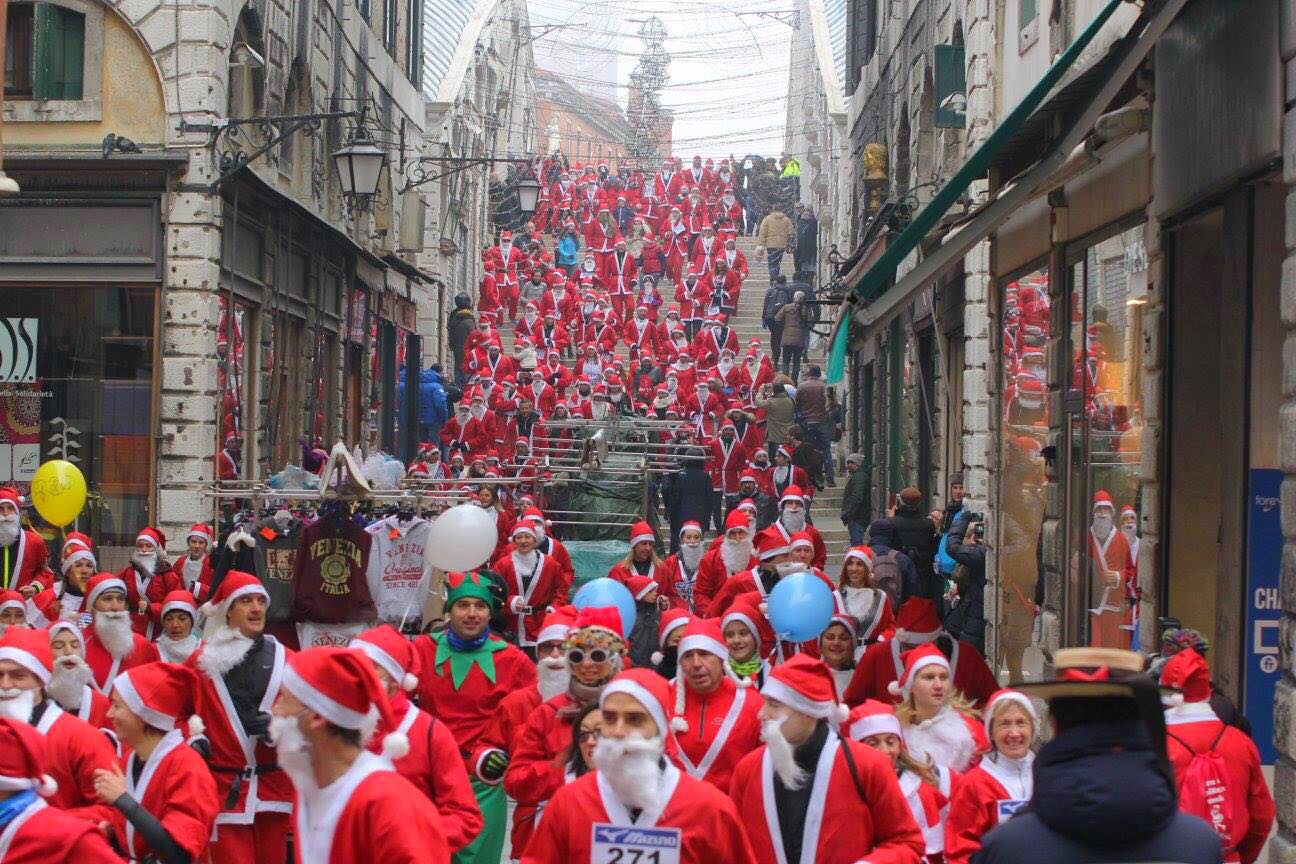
xmin=447 ymin=294 xmax=477 ymax=388
xmin=890 ymin=487 xmax=939 ymax=598
xmin=839 ymin=453 xmax=872 ymax=546
xmin=665 ymin=446 xmax=716 ymax=545
xmin=792 ymin=205 xmax=818 ymax=277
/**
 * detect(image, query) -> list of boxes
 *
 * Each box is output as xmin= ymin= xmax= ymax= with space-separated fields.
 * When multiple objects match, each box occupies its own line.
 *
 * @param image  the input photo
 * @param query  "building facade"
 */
xmin=535 ymin=68 xmax=631 ymax=171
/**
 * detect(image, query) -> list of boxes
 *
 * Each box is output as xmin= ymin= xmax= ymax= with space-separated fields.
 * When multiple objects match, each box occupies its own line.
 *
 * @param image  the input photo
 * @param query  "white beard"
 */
xmin=781 ymin=509 xmax=806 ymax=533
xmin=718 ymin=360 xmax=733 ymax=375
xmin=198 ymin=625 xmax=255 ymax=676
xmin=158 ymin=633 xmax=201 ymax=664
xmin=537 ymin=656 xmax=571 ymax=701
xmin=1121 ymin=525 xmax=1137 ymax=544
xmin=270 ymin=714 xmax=317 ymax=793
xmin=721 ymin=538 xmax=752 ymax=574
xmin=591 ymin=403 xmax=609 ymax=420
xmin=0 ymin=687 xmax=36 ymax=722
xmin=592 ymin=733 xmax=664 ymax=813
xmin=1092 ymin=514 xmax=1113 ymax=539
xmin=761 ymin=718 xmax=809 ymax=790
xmin=512 ymin=550 xmax=539 ymax=575
xmin=49 ymin=655 xmax=92 ymax=711
xmin=94 ymin=611 xmax=136 ymax=659
xmin=132 ymin=551 xmax=157 ymax=576
xmin=0 ymin=517 xmax=19 ymax=547
xmin=471 ymin=406 xmax=487 ymax=420
xmin=842 ymin=586 xmax=880 ymax=619
xmin=680 ymin=542 xmax=704 ymax=571
xmin=904 ymin=705 xmax=978 ymax=772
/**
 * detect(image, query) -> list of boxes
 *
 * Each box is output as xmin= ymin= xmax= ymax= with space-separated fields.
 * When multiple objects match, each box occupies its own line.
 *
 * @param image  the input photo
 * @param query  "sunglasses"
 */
xmin=568 ymin=648 xmax=611 ymax=665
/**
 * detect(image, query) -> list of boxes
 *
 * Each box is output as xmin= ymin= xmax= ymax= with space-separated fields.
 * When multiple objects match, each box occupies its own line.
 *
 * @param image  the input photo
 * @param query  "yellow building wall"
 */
xmin=7 ymin=10 xmax=166 ymax=147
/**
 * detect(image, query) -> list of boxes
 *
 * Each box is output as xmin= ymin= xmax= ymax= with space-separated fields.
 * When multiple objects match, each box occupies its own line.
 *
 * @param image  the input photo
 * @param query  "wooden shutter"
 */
xmin=33 ymin=4 xmax=83 ymax=100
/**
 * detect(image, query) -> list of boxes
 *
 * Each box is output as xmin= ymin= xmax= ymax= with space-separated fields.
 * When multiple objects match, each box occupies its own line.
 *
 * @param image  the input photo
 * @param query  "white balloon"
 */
xmin=428 ymin=504 xmax=499 ymax=572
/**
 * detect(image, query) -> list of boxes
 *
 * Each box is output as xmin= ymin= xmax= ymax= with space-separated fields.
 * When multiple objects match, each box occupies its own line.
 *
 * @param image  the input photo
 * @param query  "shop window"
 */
xmin=996 ymin=265 xmax=1050 ymax=682
xmin=216 ymin=297 xmax=250 ymax=481
xmin=4 ymin=2 xmax=84 ymax=100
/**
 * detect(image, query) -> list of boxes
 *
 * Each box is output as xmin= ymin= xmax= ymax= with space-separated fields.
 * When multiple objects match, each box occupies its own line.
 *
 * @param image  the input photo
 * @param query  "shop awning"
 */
xmin=827 ymin=0 xmax=1186 ymax=385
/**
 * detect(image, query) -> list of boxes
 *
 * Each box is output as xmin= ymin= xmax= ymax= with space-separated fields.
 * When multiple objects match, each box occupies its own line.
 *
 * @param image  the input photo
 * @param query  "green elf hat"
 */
xmin=446 ymin=571 xmax=496 ymax=610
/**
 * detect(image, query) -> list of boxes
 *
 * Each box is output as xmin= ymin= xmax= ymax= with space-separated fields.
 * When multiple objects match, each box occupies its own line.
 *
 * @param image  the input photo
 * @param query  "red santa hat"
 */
xmin=788 ymin=531 xmax=814 ymax=552
xmin=601 ymin=668 xmax=677 ymax=745
xmin=779 ymin=485 xmax=806 ymax=507
xmin=62 ymin=531 xmax=93 ymax=555
xmin=824 ymin=613 xmax=858 ymax=644
xmin=0 ymin=590 xmax=24 ymax=617
xmin=894 ymin=597 xmax=942 ymax=642
xmin=723 ymin=509 xmax=750 ymax=536
xmin=844 ymin=699 xmax=903 ymax=741
xmin=1158 ymin=648 xmax=1213 ymax=706
xmin=629 ymin=520 xmax=656 ymax=548
xmin=755 ymin=526 xmax=791 ymax=561
xmin=983 ymin=688 xmax=1039 ymax=740
xmin=887 ymin=643 xmax=951 ymax=699
xmin=1120 ymin=505 xmax=1137 ymax=521
xmin=761 ymin=654 xmax=850 ymax=723
xmin=521 ymin=506 xmax=550 ymax=528
xmin=843 ymin=545 xmax=874 ymax=570
xmin=536 ymin=606 xmax=578 ymax=646
xmin=160 ymin=590 xmax=197 ymax=621
xmin=0 ymin=487 xmax=22 ymax=509
xmin=776 ymin=444 xmax=794 ymax=461
xmin=136 ymin=527 xmax=166 ymax=551
xmin=739 ymin=472 xmax=760 ymax=486
xmin=0 ymin=627 xmax=51 ymax=684
xmin=351 ymin=625 xmax=421 ymax=693
xmin=657 ymin=608 xmax=690 ymax=650
xmin=570 ymin=605 xmax=624 ymax=641
xmin=0 ymin=718 xmax=58 ymax=797
xmin=500 ymin=230 xmax=514 ymax=241
xmin=187 ymin=524 xmax=213 ymax=544
xmin=510 ymin=522 xmax=538 ymax=540
xmin=283 ymin=646 xmax=409 ymax=759
xmin=114 ymin=661 xmax=205 ymax=737
xmin=736 ymin=499 xmax=758 ymax=517
xmin=199 ymin=571 xmax=269 ymax=623
xmin=626 ymin=576 xmax=658 ymax=602
xmin=84 ymin=572 xmax=128 ymax=609
xmin=1092 ymin=489 xmax=1114 ymax=513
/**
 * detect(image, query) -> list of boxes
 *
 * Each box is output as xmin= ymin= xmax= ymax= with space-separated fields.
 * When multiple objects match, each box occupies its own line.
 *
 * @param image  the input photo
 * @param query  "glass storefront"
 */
xmin=0 ymin=286 xmax=155 ymax=548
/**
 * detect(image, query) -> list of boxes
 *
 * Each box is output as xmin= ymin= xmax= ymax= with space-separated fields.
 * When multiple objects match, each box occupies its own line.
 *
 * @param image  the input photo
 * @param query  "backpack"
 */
xmin=762 ymin=288 xmax=788 ymax=322
xmin=798 ymin=299 xmax=822 ymax=326
xmin=935 ymin=532 xmax=958 ymax=577
xmin=872 ymin=551 xmax=902 ymax=613
xmin=1167 ymin=725 xmax=1247 ymax=855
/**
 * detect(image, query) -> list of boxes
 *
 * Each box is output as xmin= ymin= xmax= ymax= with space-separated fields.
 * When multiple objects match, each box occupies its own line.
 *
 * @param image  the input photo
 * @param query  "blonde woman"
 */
xmin=836 ymin=546 xmax=895 ymax=644
xmin=890 ymin=644 xmax=988 ymax=772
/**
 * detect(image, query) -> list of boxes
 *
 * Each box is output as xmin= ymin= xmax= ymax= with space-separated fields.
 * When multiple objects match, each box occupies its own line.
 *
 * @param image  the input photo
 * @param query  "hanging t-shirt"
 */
xmin=291 ymin=516 xmax=376 ymax=624
xmin=364 ymin=515 xmax=433 ymax=629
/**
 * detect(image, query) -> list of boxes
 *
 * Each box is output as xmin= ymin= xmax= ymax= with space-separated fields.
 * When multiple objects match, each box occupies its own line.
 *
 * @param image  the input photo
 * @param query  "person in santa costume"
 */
xmin=505 ymin=607 xmax=627 ymax=856
xmin=0 ymin=626 xmax=122 ymax=831
xmin=27 ymin=537 xmax=96 ymax=628
xmin=669 ymin=617 xmax=763 ymax=793
xmin=729 ymin=654 xmax=925 ymax=864
xmin=818 ymin=614 xmax=862 ymax=697
xmin=1159 ymin=649 xmax=1274 ymax=864
xmin=650 ymin=607 xmax=691 ymax=679
xmin=178 ymin=522 xmax=215 ymax=600
xmin=80 ymin=573 xmax=160 ymax=695
xmin=1088 ymin=489 xmax=1135 ymax=649
xmin=769 ymin=486 xmax=827 ymax=570
xmin=268 ymin=646 xmax=451 ymax=863
xmin=45 ymin=621 xmax=111 ymax=731
xmin=156 ymin=590 xmax=201 ymax=664
xmin=943 ymin=689 xmax=1038 ymax=864
xmin=846 ymin=699 xmax=958 ymax=863
xmin=117 ymin=527 xmax=182 ymax=640
xmin=95 ymin=661 xmax=218 ymax=862
xmin=185 ymin=571 xmax=292 ymax=864
xmin=0 ymin=717 xmax=122 ymax=862
xmin=0 ymin=590 xmax=25 ymax=635
xmin=0 ymin=487 xmax=54 ymax=599
xmin=412 ymin=571 xmax=536 ymax=864
xmin=694 ymin=510 xmax=757 ymax=613
xmin=350 ymin=625 xmax=483 ymax=853
xmin=890 ymin=644 xmax=987 ymax=773
xmin=843 ymin=597 xmax=998 ymax=710
xmin=837 ymin=546 xmax=896 ymax=645
xmin=705 ymin=526 xmax=827 ymax=620
xmin=522 ymin=667 xmax=756 ymax=862
xmin=507 ymin=508 xmax=575 ymax=594
xmin=722 ymin=600 xmax=775 ymax=687
xmin=492 ymin=521 xmax=568 ymax=649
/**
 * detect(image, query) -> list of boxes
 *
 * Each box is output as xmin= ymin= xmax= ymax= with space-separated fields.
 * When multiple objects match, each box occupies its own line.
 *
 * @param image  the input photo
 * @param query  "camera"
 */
xmin=963 ymin=511 xmax=985 ymax=539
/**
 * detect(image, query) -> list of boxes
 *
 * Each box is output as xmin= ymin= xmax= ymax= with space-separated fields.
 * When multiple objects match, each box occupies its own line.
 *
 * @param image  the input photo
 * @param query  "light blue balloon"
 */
xmin=573 ymin=578 xmax=637 ymax=638
xmin=767 ymin=572 xmax=835 ymax=642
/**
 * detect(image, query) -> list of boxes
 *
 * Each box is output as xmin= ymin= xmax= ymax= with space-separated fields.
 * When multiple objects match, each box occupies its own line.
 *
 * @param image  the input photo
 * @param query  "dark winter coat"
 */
xmin=627 ymin=600 xmax=661 ymax=669
xmin=890 ymin=503 xmax=939 ymax=591
xmin=975 ymin=722 xmax=1224 ymax=864
xmin=840 ymin=465 xmax=872 ymax=525
xmin=866 ymin=519 xmax=924 ymax=604
xmin=666 ymin=462 xmax=714 ymax=526
xmin=941 ymin=512 xmax=986 ymax=651
xmin=447 ymin=299 xmax=476 ymax=357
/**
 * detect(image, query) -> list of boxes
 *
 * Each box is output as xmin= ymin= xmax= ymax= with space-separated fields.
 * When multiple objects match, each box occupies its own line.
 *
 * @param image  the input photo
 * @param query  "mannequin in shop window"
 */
xmin=1087 ymin=490 xmax=1135 ymax=649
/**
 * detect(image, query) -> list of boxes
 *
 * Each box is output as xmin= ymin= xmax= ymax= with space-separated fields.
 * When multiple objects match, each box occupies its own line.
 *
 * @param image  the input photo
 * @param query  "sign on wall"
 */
xmin=1245 ymin=468 xmax=1282 ymax=764
xmin=0 ymin=318 xmax=38 ymax=383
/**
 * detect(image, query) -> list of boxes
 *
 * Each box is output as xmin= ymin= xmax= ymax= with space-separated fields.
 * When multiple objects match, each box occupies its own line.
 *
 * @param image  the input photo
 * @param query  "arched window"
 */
xmin=227 ymin=5 xmax=266 ymax=117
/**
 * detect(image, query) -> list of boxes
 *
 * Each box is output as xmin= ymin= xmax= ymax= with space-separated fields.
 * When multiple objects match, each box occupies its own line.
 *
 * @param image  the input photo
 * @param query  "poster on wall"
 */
xmin=1245 ymin=467 xmax=1282 ymax=764
xmin=0 ymin=318 xmax=42 ymax=484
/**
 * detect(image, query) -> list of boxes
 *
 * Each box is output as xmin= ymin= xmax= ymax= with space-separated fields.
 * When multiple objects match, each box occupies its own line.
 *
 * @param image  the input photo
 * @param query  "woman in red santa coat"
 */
xmin=491 ymin=521 xmax=567 ymax=649
xmin=846 ymin=699 xmax=959 ymax=864
xmin=606 ymin=522 xmax=682 ymax=608
xmin=892 ymin=644 xmax=988 ymax=774
xmin=350 ymin=626 xmax=483 ymax=853
xmin=95 ymin=661 xmax=218 ymax=863
xmin=729 ymin=654 xmax=926 ymax=864
xmin=943 ymin=690 xmax=1038 ymax=864
xmin=522 ymin=668 xmax=756 ymax=863
xmin=722 ymin=601 xmax=775 ymax=688
xmin=115 ymin=527 xmax=183 ymax=640
xmin=0 ymin=717 xmax=122 ymax=862
xmin=27 ymin=539 xmax=96 ymax=628
xmin=0 ymin=486 xmax=56 ymax=598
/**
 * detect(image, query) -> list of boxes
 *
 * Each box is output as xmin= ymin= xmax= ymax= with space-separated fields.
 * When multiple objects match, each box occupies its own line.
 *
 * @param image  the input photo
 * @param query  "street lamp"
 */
xmin=514 ymin=173 xmax=541 ymax=215
xmin=333 ymin=126 xmax=386 ymax=210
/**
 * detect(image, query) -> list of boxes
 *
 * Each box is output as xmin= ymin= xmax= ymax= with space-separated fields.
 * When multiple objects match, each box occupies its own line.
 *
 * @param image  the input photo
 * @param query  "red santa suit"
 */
xmin=119 ymin=728 xmax=220 ymax=863
xmin=702 ymin=267 xmax=742 ymax=314
xmin=691 ymin=233 xmax=721 ymax=274
xmin=468 ymin=348 xmax=516 ymax=382
xmin=652 ymin=168 xmax=686 ymax=212
xmin=622 ymin=313 xmax=658 ymax=354
xmin=720 ymin=244 xmax=749 ymax=279
xmin=440 ymin=412 xmax=494 ymax=456
xmin=477 ymin=269 xmax=502 ymax=316
xmin=485 ymin=238 xmax=527 ymax=273
xmin=503 ymin=693 xmax=584 ymax=840
xmin=694 ymin=545 xmax=757 ymax=615
xmin=709 ymin=434 xmax=749 ymax=496
xmin=118 ymin=559 xmax=183 ymax=639
xmin=730 ymin=718 xmax=925 ymax=864
xmin=0 ymin=526 xmax=54 ymax=593
xmin=675 ymin=275 xmax=708 ymax=325
xmin=671 ymin=671 xmax=763 ymax=793
xmin=492 ymin=545 xmax=568 ymax=647
xmin=0 ymin=795 xmax=123 ymax=862
xmin=944 ymin=753 xmax=1034 ymax=864
xmin=663 ymin=217 xmax=691 ymax=280
xmin=603 ymin=249 xmax=638 ymax=318
xmin=768 ymin=517 xmax=828 ymax=571
xmin=692 ymin=323 xmax=740 ymax=369
xmin=84 ymin=628 xmax=159 ymax=695
xmin=33 ymin=701 xmax=123 ymax=830
xmin=531 ymin=321 xmax=568 ymax=357
xmin=522 ymin=761 xmax=756 ymax=863
xmin=843 ymin=633 xmax=998 ymax=710
xmin=1088 ymin=510 xmax=1135 ymax=649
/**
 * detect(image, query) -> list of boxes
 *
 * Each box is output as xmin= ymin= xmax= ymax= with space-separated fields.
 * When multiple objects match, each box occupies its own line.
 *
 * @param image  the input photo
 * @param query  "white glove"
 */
xmin=226 ymin=529 xmax=256 ymax=551
xmin=509 ymin=596 xmax=526 ymax=614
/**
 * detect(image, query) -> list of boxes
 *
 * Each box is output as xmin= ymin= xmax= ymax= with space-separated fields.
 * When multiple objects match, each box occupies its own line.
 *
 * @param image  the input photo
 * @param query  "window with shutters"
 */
xmin=405 ymin=0 xmax=423 ymax=85
xmin=1018 ymin=0 xmax=1039 ymax=53
xmin=4 ymin=2 xmax=85 ymax=101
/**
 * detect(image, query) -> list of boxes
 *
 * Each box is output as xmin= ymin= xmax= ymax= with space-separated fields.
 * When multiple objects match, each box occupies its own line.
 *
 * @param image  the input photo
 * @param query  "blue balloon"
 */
xmin=573 ymin=578 xmax=637 ymax=638
xmin=767 ymin=572 xmax=835 ymax=642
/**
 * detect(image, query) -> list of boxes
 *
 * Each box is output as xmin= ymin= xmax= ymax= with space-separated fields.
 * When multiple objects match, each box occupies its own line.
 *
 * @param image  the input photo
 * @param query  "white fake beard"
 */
xmin=591 ymin=403 xmax=609 ymax=420
xmin=680 ymin=541 xmax=704 ymax=571
xmin=269 ymin=714 xmax=317 ymax=792
xmin=49 ymin=655 xmax=92 ymax=711
xmin=1121 ymin=524 xmax=1137 ymax=543
xmin=158 ymin=633 xmax=201 ymax=664
xmin=94 ymin=610 xmax=136 ymax=659
xmin=1092 ymin=514 xmax=1113 ymax=538
xmin=718 ymin=360 xmax=733 ymax=375
xmin=906 ymin=706 xmax=977 ymax=772
xmin=592 ymin=732 xmax=664 ymax=813
xmin=781 ymin=509 xmax=806 ymax=532
xmin=776 ymin=561 xmax=808 ymax=578
xmin=0 ymin=517 xmax=19 ymax=547
xmin=132 ymin=552 xmax=157 ymax=576
xmin=198 ymin=625 xmax=255 ymax=676
xmin=721 ymin=538 xmax=752 ymax=574
xmin=471 ymin=405 xmax=487 ymax=420
xmin=537 ymin=656 xmax=571 ymax=701
xmin=761 ymin=717 xmax=810 ymax=790
xmin=0 ymin=687 xmax=36 ymax=722
xmin=512 ymin=549 xmax=539 ymax=574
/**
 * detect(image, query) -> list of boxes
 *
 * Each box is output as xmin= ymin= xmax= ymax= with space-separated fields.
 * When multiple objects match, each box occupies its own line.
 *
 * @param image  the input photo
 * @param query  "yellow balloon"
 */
xmin=30 ymin=460 xmax=87 ymax=527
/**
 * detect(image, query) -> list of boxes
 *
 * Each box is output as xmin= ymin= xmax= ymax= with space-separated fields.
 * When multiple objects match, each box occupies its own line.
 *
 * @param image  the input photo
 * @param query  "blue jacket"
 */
xmin=397 ymin=366 xmax=448 ymax=427
xmin=975 ymin=722 xmax=1223 ymax=864
xmin=557 ymin=233 xmax=580 ymax=266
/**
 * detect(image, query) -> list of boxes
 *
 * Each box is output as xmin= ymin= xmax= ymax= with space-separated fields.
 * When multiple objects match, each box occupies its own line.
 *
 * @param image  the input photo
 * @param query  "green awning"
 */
xmin=827 ymin=0 xmax=1175 ymax=385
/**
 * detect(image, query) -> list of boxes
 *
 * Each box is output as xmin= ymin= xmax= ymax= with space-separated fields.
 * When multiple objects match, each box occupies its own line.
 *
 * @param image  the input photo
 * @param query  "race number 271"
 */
xmin=590 ymin=824 xmax=682 ymax=864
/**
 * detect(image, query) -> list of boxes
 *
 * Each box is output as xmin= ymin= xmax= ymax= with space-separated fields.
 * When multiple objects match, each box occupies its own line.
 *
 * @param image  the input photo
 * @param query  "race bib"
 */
xmin=590 ymin=824 xmax=682 ymax=864
xmin=996 ymin=799 xmax=1028 ymax=824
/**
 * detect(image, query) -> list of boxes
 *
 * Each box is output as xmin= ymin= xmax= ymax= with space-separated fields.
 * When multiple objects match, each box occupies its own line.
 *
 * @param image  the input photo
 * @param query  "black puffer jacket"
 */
xmin=942 ymin=512 xmax=987 ymax=651
xmin=975 ymin=722 xmax=1223 ymax=864
xmin=890 ymin=502 xmax=939 ymax=592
